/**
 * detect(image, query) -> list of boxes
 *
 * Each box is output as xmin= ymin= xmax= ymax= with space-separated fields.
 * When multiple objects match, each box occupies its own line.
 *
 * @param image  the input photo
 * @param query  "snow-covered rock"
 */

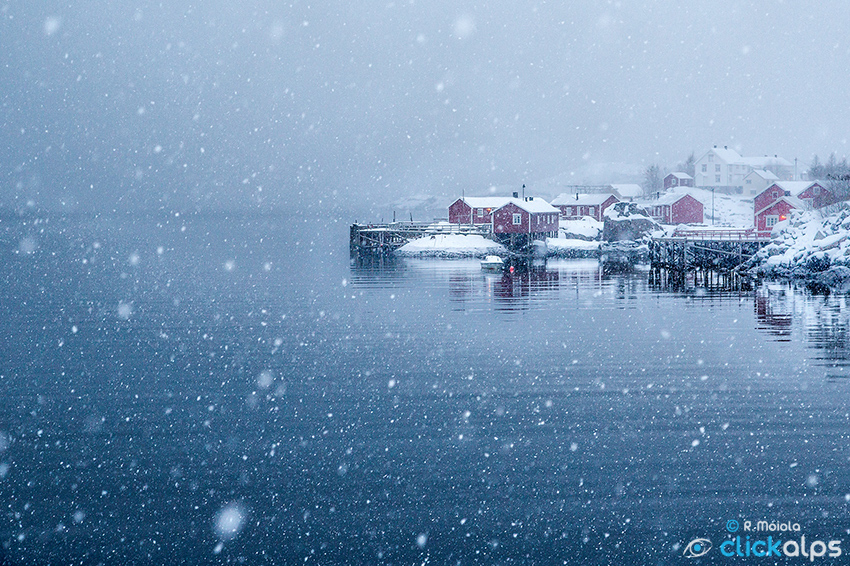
xmin=546 ymin=237 xmax=600 ymax=258
xmin=745 ymin=205 xmax=850 ymax=283
xmin=602 ymin=202 xmax=660 ymax=242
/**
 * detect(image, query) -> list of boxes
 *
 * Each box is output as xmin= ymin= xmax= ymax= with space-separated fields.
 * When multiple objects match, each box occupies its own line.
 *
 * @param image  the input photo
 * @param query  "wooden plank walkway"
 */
xmin=655 ymin=227 xmax=770 ymax=243
xmin=650 ymin=228 xmax=770 ymax=271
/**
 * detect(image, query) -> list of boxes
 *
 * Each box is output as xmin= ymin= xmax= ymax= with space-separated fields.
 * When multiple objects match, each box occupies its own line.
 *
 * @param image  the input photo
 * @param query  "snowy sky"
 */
xmin=2 ymin=1 xmax=849 ymax=213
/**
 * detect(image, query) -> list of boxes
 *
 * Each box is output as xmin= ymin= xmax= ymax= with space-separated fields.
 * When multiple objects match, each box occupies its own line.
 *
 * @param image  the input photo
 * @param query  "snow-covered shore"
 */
xmin=395 ymin=234 xmax=507 ymax=258
xmin=396 ymin=233 xmax=600 ymax=258
xmin=746 ymin=205 xmax=850 ymax=286
xmin=546 ymin=237 xmax=600 ymax=257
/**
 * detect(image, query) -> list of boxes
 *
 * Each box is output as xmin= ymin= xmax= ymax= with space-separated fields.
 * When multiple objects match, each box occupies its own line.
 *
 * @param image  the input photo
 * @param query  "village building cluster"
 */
xmin=448 ymin=145 xmax=842 ymax=238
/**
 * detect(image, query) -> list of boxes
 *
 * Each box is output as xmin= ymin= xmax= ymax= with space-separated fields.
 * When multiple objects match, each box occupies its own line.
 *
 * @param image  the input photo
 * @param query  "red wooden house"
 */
xmin=448 ymin=196 xmax=511 ymax=225
xmin=755 ymin=197 xmax=802 ymax=236
xmin=551 ymin=193 xmax=619 ymax=221
xmin=647 ymin=193 xmax=704 ymax=225
xmin=796 ymin=182 xmax=838 ymax=209
xmin=753 ymin=183 xmax=790 ymax=217
xmin=663 ymin=172 xmax=694 ymax=190
xmin=492 ymin=197 xmax=559 ymax=238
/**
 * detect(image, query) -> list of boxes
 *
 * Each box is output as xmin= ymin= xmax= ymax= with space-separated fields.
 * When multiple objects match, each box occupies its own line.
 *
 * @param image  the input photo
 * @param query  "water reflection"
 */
xmin=756 ymin=282 xmax=850 ymax=372
xmin=350 ymin=257 xmax=850 ymax=376
xmin=755 ymin=284 xmax=793 ymax=340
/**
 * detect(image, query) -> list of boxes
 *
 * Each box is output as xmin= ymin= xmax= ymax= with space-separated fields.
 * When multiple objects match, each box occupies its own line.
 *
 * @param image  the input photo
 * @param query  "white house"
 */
xmin=742 ymin=169 xmax=780 ymax=196
xmin=608 ymin=184 xmax=644 ymax=201
xmin=695 ymin=146 xmax=794 ymax=193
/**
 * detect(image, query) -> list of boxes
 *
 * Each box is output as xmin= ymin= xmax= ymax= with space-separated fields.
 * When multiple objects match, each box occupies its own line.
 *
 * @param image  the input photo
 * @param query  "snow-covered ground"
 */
xmin=546 ymin=237 xmax=600 ymax=257
xmin=746 ymin=205 xmax=850 ymax=285
xmin=396 ymin=233 xmax=507 ymax=258
xmin=639 ymin=186 xmax=754 ymax=227
xmin=559 ymin=217 xmax=602 ymax=240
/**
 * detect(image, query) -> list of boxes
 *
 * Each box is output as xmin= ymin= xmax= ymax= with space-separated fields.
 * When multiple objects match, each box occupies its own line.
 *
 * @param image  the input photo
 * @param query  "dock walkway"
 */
xmin=651 ymin=228 xmax=770 ymax=271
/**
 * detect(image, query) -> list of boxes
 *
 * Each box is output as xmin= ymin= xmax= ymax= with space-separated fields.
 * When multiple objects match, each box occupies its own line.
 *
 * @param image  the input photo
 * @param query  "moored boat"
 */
xmin=480 ymin=255 xmax=504 ymax=271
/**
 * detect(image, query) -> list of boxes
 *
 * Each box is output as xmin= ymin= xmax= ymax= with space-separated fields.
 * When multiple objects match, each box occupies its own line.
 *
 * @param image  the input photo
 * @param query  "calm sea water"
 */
xmin=1 ymin=213 xmax=850 ymax=565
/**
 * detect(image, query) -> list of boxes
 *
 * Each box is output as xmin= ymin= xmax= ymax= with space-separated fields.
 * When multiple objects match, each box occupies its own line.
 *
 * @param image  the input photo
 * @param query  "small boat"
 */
xmin=480 ymin=255 xmax=504 ymax=271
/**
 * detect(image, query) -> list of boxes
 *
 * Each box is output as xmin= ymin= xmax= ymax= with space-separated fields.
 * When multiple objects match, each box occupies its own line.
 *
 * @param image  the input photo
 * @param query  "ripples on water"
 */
xmin=1 ymin=214 xmax=850 ymax=564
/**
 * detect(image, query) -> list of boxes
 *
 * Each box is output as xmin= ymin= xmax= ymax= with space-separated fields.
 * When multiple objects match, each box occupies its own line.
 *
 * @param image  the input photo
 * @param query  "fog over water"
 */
xmin=3 ymin=2 xmax=850 ymax=215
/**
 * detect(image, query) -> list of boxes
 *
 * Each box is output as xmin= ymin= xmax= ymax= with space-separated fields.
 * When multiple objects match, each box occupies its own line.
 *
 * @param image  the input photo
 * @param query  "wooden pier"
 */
xmin=650 ymin=228 xmax=770 ymax=272
xmin=350 ymin=222 xmax=492 ymax=254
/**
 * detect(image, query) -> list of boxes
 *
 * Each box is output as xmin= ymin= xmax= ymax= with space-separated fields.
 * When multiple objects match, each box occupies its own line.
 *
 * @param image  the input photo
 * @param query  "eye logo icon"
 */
xmin=683 ymin=538 xmax=712 ymax=558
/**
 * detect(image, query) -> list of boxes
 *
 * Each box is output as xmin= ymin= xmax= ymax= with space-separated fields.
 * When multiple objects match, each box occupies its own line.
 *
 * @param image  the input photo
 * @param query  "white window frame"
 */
xmin=512 ymin=213 xmax=522 ymax=225
xmin=765 ymin=215 xmax=779 ymax=227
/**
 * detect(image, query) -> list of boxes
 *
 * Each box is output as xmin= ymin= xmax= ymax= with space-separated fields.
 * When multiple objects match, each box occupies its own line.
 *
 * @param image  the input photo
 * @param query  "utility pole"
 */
xmin=711 ymin=187 xmax=714 ymax=226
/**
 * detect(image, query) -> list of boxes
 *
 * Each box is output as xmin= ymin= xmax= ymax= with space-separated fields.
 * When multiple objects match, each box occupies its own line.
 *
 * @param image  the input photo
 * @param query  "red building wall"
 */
xmin=449 ymin=199 xmax=502 ymax=224
xmin=448 ymin=199 xmax=471 ymax=224
xmin=797 ymin=183 xmax=837 ymax=209
xmin=756 ymin=199 xmax=796 ymax=235
xmin=664 ymin=175 xmax=694 ymax=190
xmin=493 ymin=203 xmax=559 ymax=235
xmin=670 ymin=195 xmax=704 ymax=224
xmin=558 ymin=195 xmax=618 ymax=221
xmin=493 ymin=203 xmax=529 ymax=234
xmin=754 ymin=184 xmax=787 ymax=215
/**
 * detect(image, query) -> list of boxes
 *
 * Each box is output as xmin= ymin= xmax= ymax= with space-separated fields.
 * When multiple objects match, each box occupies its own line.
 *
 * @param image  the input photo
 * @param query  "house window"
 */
xmin=765 ymin=215 xmax=779 ymax=227
xmin=746 ymin=179 xmax=752 ymax=184
xmin=813 ymin=186 xmax=821 ymax=195
xmin=701 ymin=164 xmax=707 ymax=173
xmin=566 ymin=206 xmax=573 ymax=215
xmin=589 ymin=207 xmax=595 ymax=216
xmin=512 ymin=213 xmax=522 ymax=225
xmin=715 ymin=164 xmax=721 ymax=172
xmin=716 ymin=175 xmax=721 ymax=183
xmin=477 ymin=208 xmax=484 ymax=217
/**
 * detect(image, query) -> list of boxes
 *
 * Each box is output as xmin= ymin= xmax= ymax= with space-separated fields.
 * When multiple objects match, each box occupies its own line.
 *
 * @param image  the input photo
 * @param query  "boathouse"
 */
xmin=551 ymin=193 xmax=619 ymax=221
xmin=448 ymin=196 xmax=512 ymax=225
xmin=492 ymin=197 xmax=559 ymax=238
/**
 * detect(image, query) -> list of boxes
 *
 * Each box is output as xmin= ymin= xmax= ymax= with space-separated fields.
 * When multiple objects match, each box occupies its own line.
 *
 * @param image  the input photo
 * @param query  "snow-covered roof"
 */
xmin=758 ymin=181 xmax=817 ymax=199
xmin=609 ymin=184 xmax=643 ymax=198
xmin=501 ymin=197 xmax=559 ymax=214
xmin=742 ymin=155 xmax=794 ymax=168
xmin=746 ymin=169 xmax=779 ymax=181
xmin=551 ymin=193 xmax=618 ymax=206
xmin=647 ymin=192 xmax=700 ymax=206
xmin=458 ymin=196 xmax=513 ymax=209
xmin=755 ymin=196 xmax=806 ymax=216
xmin=702 ymin=147 xmax=793 ymax=168
xmin=706 ymin=147 xmax=743 ymax=163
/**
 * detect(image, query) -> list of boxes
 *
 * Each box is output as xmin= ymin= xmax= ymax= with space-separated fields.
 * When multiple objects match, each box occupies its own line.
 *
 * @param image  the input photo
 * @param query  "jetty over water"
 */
xmin=650 ymin=228 xmax=771 ymax=271
xmin=350 ymin=222 xmax=491 ymax=254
